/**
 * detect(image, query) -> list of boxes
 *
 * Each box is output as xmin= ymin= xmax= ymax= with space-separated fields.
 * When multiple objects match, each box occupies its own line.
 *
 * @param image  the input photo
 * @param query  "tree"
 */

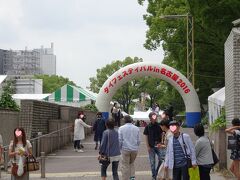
xmin=34 ymin=75 xmax=76 ymax=93
xmin=90 ymin=57 xmax=143 ymax=113
xmin=0 ymin=81 xmax=19 ymax=111
xmin=138 ymin=0 xmax=240 ymax=106
xmin=138 ymin=77 xmax=162 ymax=108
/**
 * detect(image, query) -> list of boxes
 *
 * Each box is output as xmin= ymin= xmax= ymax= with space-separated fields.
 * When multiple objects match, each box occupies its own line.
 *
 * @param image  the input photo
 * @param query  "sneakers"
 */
xmin=77 ymin=149 xmax=84 ymax=153
xmin=74 ymin=149 xmax=77 ymax=152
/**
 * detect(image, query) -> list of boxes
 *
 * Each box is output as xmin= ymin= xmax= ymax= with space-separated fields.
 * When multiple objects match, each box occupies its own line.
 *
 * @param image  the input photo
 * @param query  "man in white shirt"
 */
xmin=119 ymin=115 xmax=140 ymax=180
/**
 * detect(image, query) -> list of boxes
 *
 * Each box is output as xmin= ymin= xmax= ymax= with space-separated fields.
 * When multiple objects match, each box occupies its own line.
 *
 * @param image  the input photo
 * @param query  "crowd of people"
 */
xmin=94 ymin=109 xmax=221 ymax=180
xmin=1 ymin=110 xmax=240 ymax=180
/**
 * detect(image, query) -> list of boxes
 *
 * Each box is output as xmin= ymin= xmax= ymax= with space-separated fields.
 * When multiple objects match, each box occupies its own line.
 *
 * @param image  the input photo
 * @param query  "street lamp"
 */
xmin=160 ymin=14 xmax=195 ymax=88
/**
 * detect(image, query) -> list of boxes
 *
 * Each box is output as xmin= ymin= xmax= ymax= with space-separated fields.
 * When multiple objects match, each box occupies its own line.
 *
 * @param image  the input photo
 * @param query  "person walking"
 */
xmin=158 ymin=119 xmax=173 ymax=180
xmin=73 ymin=111 xmax=92 ymax=153
xmin=119 ymin=115 xmax=140 ymax=180
xmin=144 ymin=112 xmax=164 ymax=180
xmin=93 ymin=112 xmax=106 ymax=150
xmin=225 ymin=118 xmax=240 ymax=178
xmin=99 ymin=119 xmax=121 ymax=180
xmin=8 ymin=127 xmax=32 ymax=180
xmin=194 ymin=123 xmax=213 ymax=180
xmin=164 ymin=121 xmax=197 ymax=180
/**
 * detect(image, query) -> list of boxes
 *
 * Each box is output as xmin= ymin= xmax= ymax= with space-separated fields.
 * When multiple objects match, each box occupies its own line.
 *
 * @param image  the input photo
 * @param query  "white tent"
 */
xmin=130 ymin=108 xmax=163 ymax=122
xmin=12 ymin=94 xmax=51 ymax=106
xmin=12 ymin=94 xmax=51 ymax=100
xmin=0 ymin=75 xmax=7 ymax=84
xmin=208 ymin=87 xmax=225 ymax=124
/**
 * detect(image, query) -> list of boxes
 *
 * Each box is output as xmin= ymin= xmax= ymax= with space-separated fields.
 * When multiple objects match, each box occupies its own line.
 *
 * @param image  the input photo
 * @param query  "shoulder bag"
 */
xmin=26 ymin=155 xmax=40 ymax=171
xmin=182 ymin=133 xmax=192 ymax=168
xmin=227 ymin=135 xmax=240 ymax=150
xmin=11 ymin=143 xmax=27 ymax=177
xmin=208 ymin=137 xmax=219 ymax=166
xmin=99 ymin=131 xmax=110 ymax=166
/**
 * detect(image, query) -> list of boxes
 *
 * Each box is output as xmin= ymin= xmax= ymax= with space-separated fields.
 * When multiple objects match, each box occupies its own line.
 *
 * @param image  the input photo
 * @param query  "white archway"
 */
xmin=96 ymin=62 xmax=201 ymax=127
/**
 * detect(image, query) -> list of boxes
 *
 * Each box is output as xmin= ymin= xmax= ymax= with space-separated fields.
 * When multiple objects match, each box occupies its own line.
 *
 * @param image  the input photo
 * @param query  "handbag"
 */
xmin=99 ymin=131 xmax=110 ymax=166
xmin=207 ymin=137 xmax=219 ymax=166
xmin=11 ymin=162 xmax=27 ymax=177
xmin=182 ymin=133 xmax=192 ymax=168
xmin=27 ymin=156 xmax=40 ymax=171
xmin=188 ymin=167 xmax=200 ymax=180
xmin=227 ymin=135 xmax=240 ymax=150
xmin=99 ymin=155 xmax=110 ymax=166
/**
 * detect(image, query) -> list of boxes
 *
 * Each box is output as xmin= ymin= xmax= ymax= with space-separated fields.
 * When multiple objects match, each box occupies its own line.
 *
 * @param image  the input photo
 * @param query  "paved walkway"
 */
xmin=0 ymin=128 xmax=236 ymax=179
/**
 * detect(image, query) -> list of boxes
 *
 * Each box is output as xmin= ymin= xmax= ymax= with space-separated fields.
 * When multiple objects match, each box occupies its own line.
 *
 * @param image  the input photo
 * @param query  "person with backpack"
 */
xmin=8 ymin=127 xmax=32 ymax=180
xmin=93 ymin=112 xmax=106 ymax=150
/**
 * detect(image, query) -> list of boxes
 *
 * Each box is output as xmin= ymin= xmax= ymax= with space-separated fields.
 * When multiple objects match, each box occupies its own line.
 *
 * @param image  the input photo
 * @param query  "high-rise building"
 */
xmin=0 ymin=43 xmax=56 ymax=76
xmin=35 ymin=43 xmax=56 ymax=75
xmin=0 ymin=49 xmax=40 ymax=75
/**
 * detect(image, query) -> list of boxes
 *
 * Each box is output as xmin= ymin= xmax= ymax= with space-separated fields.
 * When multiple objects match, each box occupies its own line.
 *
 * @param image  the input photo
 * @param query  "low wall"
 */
xmin=209 ymin=128 xmax=227 ymax=169
xmin=19 ymin=100 xmax=60 ymax=138
xmin=0 ymin=110 xmax=19 ymax=146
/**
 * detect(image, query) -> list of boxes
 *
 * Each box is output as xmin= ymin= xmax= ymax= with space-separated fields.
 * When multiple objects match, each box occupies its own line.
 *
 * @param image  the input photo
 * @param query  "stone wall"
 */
xmin=225 ymin=26 xmax=240 ymax=169
xmin=0 ymin=109 xmax=19 ymax=146
xmin=225 ymin=28 xmax=240 ymax=125
xmin=19 ymin=100 xmax=60 ymax=138
xmin=0 ymin=100 xmax=97 ymax=149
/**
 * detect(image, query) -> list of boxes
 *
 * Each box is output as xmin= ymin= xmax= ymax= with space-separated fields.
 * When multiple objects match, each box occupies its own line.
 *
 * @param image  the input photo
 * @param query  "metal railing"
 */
xmin=0 ymin=125 xmax=72 ymax=178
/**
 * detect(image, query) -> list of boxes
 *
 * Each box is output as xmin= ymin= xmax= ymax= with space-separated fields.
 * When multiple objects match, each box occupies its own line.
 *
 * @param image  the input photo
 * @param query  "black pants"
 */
xmin=173 ymin=165 xmax=189 ymax=180
xmin=74 ymin=140 xmax=81 ymax=149
xmin=101 ymin=161 xmax=119 ymax=180
xmin=198 ymin=165 xmax=211 ymax=180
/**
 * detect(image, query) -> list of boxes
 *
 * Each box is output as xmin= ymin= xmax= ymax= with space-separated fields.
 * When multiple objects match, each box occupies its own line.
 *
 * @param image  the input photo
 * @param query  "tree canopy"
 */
xmin=90 ymin=57 xmax=143 ymax=113
xmin=0 ymin=81 xmax=19 ymax=111
xmin=34 ymin=75 xmax=76 ymax=93
xmin=138 ymin=0 xmax=240 ymax=106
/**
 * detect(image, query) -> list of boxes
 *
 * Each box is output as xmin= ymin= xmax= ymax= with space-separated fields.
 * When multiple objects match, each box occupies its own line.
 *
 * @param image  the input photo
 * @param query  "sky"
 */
xmin=0 ymin=0 xmax=164 ymax=88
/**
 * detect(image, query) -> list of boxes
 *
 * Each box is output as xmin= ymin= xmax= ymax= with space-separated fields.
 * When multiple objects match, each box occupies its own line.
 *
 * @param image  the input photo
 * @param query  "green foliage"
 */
xmin=34 ymin=75 xmax=76 ymax=93
xmin=210 ymin=109 xmax=226 ymax=132
xmin=89 ymin=57 xmax=143 ymax=113
xmin=81 ymin=104 xmax=98 ymax=112
xmin=0 ymin=82 xmax=19 ymax=111
xmin=138 ymin=0 xmax=240 ymax=106
xmin=201 ymin=114 xmax=209 ymax=126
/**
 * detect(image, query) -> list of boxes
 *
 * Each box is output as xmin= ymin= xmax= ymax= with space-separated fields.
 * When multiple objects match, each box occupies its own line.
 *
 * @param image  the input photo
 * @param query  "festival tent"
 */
xmin=0 ymin=75 xmax=7 ymax=84
xmin=130 ymin=108 xmax=163 ymax=122
xmin=208 ymin=87 xmax=225 ymax=124
xmin=45 ymin=84 xmax=97 ymax=107
xmin=12 ymin=94 xmax=51 ymax=105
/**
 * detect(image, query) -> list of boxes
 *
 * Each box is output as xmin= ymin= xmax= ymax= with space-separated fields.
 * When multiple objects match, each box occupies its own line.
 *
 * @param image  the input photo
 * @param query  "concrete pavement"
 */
xmin=0 ymin=127 xmax=236 ymax=179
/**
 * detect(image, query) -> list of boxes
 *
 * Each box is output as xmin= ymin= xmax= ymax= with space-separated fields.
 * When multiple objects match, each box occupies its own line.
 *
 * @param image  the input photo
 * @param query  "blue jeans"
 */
xmin=148 ymin=147 xmax=165 ymax=179
xmin=101 ymin=161 xmax=119 ymax=180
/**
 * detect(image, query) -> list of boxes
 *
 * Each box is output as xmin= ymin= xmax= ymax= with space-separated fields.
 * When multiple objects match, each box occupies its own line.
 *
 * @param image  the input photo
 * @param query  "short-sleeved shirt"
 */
xmin=9 ymin=140 xmax=32 ymax=164
xmin=143 ymin=122 xmax=162 ymax=147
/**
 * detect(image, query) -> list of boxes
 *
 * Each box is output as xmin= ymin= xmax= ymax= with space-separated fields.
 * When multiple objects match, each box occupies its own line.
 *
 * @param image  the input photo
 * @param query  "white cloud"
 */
xmin=0 ymin=0 xmax=164 ymax=88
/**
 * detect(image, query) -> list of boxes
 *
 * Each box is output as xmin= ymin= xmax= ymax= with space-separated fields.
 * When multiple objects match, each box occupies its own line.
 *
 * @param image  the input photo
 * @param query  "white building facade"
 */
xmin=35 ymin=43 xmax=56 ymax=75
